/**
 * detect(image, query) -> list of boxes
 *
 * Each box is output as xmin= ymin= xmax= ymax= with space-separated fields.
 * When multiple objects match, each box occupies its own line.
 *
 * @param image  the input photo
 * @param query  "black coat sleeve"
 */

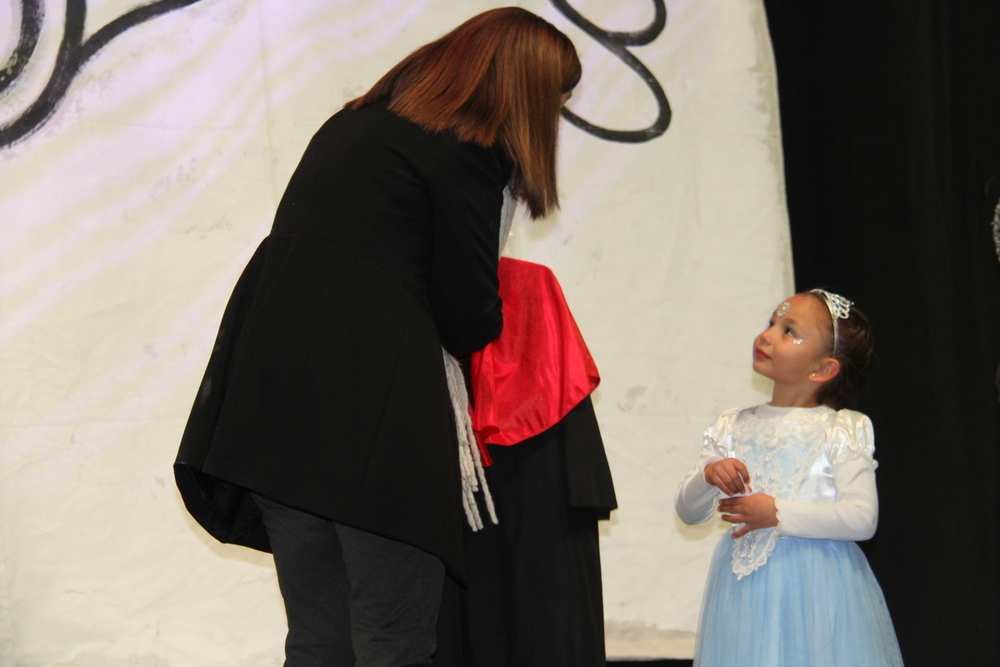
xmin=427 ymin=141 xmax=510 ymax=356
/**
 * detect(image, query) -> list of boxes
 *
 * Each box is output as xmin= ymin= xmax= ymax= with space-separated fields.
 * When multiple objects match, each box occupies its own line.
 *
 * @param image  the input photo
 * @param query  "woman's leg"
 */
xmin=253 ymin=493 xmax=354 ymax=667
xmin=336 ymin=523 xmax=445 ymax=667
xmin=254 ymin=493 xmax=445 ymax=667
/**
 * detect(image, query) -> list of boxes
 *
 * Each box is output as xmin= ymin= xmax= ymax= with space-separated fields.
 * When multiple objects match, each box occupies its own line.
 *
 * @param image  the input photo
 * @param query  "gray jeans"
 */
xmin=252 ymin=493 xmax=445 ymax=667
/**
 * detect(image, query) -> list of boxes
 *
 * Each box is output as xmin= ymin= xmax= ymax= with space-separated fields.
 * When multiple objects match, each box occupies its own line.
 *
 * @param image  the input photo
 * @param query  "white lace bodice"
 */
xmin=676 ymin=404 xmax=878 ymax=579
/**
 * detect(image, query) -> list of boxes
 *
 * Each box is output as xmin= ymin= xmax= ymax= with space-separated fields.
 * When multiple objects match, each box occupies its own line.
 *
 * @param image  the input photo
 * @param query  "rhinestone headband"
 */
xmin=809 ymin=289 xmax=853 ymax=354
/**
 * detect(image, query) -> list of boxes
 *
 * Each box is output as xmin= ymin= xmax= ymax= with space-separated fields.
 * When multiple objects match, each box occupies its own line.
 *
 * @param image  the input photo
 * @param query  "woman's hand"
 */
xmin=704 ymin=458 xmax=750 ymax=496
xmin=718 ymin=493 xmax=778 ymax=538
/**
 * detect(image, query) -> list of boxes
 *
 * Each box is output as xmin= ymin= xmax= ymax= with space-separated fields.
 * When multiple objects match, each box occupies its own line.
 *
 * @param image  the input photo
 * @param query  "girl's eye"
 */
xmin=784 ymin=328 xmax=805 ymax=345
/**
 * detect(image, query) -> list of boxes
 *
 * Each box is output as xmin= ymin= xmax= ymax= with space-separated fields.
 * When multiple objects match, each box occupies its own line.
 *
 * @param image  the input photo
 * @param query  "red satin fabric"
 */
xmin=470 ymin=258 xmax=600 ymax=463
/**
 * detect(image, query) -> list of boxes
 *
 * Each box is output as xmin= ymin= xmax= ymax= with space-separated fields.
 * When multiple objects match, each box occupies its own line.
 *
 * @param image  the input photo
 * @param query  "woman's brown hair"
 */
xmin=346 ymin=7 xmax=581 ymax=219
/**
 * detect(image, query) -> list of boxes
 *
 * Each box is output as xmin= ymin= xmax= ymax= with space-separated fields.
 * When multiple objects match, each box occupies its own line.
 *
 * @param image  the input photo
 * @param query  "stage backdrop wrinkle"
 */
xmin=0 ymin=1 xmax=789 ymax=663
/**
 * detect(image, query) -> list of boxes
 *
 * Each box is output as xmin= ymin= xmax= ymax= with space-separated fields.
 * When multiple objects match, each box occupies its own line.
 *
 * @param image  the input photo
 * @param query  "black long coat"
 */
xmin=174 ymin=100 xmax=511 ymax=578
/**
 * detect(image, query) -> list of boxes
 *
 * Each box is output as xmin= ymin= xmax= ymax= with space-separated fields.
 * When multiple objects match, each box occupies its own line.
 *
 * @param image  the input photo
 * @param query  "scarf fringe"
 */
xmin=442 ymin=349 xmax=497 ymax=531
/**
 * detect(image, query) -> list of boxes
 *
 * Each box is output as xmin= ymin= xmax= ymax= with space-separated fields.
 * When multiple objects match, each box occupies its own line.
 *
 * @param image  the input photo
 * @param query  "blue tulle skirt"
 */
xmin=694 ymin=535 xmax=904 ymax=667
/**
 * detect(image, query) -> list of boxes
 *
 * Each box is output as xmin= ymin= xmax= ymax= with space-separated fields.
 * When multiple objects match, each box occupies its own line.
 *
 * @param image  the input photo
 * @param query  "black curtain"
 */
xmin=763 ymin=1 xmax=1000 ymax=664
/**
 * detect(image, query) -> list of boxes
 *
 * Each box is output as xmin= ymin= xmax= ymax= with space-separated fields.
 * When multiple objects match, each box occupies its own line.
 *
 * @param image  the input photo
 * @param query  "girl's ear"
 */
xmin=809 ymin=357 xmax=841 ymax=384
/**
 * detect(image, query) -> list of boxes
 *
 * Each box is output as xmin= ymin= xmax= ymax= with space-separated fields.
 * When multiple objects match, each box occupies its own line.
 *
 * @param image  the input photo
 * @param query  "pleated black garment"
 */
xmin=434 ymin=395 xmax=617 ymax=667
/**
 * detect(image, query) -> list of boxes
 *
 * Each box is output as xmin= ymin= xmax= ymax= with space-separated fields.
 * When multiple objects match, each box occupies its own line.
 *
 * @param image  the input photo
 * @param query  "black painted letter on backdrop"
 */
xmin=551 ymin=0 xmax=671 ymax=143
xmin=0 ymin=0 xmax=205 ymax=149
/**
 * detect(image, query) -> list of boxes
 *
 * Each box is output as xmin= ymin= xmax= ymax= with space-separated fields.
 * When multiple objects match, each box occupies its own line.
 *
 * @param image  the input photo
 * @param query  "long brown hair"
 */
xmin=347 ymin=7 xmax=581 ymax=219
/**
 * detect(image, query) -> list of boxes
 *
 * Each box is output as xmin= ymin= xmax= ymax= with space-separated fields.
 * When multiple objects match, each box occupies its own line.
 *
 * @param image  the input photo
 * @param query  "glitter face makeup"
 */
xmin=754 ymin=295 xmax=834 ymax=393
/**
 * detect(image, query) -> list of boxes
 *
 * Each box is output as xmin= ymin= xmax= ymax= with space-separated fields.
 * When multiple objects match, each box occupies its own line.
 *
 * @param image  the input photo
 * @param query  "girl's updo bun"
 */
xmin=807 ymin=291 xmax=874 ymax=410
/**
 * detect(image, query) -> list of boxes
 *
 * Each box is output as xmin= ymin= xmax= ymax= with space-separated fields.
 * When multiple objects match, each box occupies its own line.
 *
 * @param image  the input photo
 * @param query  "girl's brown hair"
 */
xmin=346 ymin=7 xmax=581 ymax=219
xmin=807 ymin=292 xmax=874 ymax=410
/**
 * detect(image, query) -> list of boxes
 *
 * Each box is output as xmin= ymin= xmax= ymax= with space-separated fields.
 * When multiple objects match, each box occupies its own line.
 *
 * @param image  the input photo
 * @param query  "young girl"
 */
xmin=675 ymin=290 xmax=904 ymax=666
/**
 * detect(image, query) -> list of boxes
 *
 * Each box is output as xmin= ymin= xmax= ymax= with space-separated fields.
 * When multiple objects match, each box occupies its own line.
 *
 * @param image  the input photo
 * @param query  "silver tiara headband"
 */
xmin=809 ymin=289 xmax=853 ymax=354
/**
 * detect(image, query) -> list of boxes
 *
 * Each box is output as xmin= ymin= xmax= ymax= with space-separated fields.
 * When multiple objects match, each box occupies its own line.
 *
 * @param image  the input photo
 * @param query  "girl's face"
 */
xmin=752 ymin=294 xmax=833 ymax=392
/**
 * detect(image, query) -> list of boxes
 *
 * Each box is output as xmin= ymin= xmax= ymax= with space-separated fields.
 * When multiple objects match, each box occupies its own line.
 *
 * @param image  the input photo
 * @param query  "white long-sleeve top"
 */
xmin=674 ymin=404 xmax=879 ymax=578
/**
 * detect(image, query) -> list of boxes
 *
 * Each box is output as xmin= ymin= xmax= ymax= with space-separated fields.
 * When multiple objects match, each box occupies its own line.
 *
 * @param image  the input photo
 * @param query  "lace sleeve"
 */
xmin=703 ymin=408 xmax=740 ymax=459
xmin=828 ymin=409 xmax=877 ymax=468
xmin=774 ymin=409 xmax=879 ymax=541
xmin=674 ymin=408 xmax=740 ymax=525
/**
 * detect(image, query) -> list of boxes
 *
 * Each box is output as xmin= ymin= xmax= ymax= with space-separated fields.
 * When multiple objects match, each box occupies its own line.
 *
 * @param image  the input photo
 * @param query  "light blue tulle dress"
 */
xmin=676 ymin=404 xmax=905 ymax=667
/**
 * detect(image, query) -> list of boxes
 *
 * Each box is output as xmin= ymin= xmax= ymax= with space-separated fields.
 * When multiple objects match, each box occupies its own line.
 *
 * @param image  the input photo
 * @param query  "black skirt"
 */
xmin=434 ymin=395 xmax=617 ymax=667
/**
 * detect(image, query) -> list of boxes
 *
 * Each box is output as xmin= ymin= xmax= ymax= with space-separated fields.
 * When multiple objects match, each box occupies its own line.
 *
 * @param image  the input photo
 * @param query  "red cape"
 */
xmin=470 ymin=258 xmax=600 ymax=463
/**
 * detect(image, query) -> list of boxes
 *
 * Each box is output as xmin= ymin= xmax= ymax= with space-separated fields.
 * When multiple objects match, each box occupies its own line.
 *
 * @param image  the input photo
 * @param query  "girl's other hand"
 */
xmin=718 ymin=493 xmax=778 ymax=538
xmin=704 ymin=458 xmax=751 ymax=496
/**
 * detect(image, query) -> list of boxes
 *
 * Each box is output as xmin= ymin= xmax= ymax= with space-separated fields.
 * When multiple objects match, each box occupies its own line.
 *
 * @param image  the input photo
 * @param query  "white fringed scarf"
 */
xmin=443 ymin=186 xmax=514 ymax=530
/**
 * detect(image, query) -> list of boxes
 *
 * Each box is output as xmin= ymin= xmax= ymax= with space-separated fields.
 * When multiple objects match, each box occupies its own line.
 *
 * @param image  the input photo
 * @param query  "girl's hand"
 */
xmin=718 ymin=493 xmax=778 ymax=538
xmin=704 ymin=458 xmax=751 ymax=496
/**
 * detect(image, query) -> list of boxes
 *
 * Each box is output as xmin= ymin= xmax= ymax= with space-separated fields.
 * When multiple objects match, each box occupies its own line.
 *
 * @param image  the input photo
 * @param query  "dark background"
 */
xmin=768 ymin=1 xmax=999 ymax=664
xmin=613 ymin=1 xmax=1000 ymax=665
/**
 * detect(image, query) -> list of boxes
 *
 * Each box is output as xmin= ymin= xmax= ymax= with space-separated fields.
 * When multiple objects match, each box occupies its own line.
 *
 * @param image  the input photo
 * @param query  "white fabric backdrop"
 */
xmin=0 ymin=0 xmax=792 ymax=663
